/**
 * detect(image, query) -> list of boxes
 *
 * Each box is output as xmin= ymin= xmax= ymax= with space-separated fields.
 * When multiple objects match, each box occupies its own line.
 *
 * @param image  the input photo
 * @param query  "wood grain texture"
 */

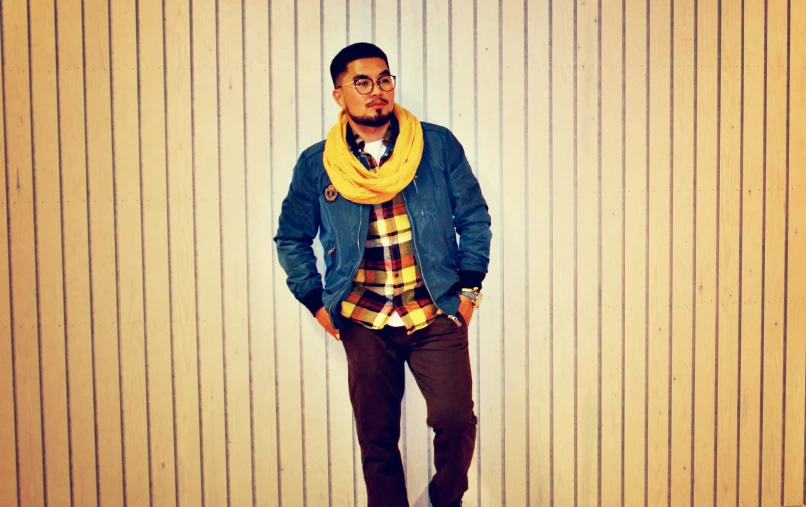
xmin=1 ymin=1 xmax=804 ymax=505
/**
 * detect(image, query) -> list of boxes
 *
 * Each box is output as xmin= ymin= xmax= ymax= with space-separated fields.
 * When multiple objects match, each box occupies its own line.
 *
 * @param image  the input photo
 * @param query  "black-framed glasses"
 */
xmin=336 ymin=75 xmax=396 ymax=95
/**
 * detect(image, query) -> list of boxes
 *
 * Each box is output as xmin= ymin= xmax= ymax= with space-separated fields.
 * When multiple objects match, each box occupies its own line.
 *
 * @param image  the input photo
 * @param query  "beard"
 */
xmin=347 ymin=105 xmax=394 ymax=127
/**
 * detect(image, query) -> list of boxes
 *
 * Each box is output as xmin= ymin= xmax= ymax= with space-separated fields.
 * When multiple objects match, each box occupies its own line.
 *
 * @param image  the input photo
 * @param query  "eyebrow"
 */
xmin=350 ymin=70 xmax=392 ymax=80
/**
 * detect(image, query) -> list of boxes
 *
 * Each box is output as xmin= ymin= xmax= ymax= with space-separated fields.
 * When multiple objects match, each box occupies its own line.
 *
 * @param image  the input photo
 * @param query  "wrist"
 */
xmin=458 ymin=287 xmax=483 ymax=308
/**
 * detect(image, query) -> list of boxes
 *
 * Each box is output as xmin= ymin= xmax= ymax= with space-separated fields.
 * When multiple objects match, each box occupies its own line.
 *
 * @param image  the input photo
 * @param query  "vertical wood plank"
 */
xmin=109 ymin=0 xmax=151 ymax=502
xmin=138 ymin=0 xmax=177 ymax=503
xmin=738 ymin=0 xmax=765 ymax=502
xmin=164 ymin=0 xmax=204 ymax=504
xmin=783 ymin=2 xmax=806 ymax=505
xmin=599 ymin=0 xmax=624 ymax=504
xmin=647 ymin=0 xmax=672 ymax=505
xmin=501 ymin=0 xmax=527 ymax=503
xmin=270 ymin=0 xmax=305 ymax=505
xmin=716 ymin=1 xmax=742 ymax=504
xmin=244 ymin=0 xmax=279 ymax=504
xmin=373 ymin=0 xmax=398 ymax=75
xmin=551 ymin=0 xmax=575 ymax=505
xmin=348 ymin=0 xmax=372 ymax=43
xmin=623 ymin=0 xmax=647 ymax=503
xmin=449 ymin=1 xmax=481 ymax=503
xmin=29 ymin=0 xmax=72 ymax=502
xmin=576 ymin=0 xmax=600 ymax=503
xmin=56 ymin=0 xmax=98 ymax=503
xmin=670 ymin=3 xmax=696 ymax=507
xmin=296 ymin=1 xmax=330 ymax=504
xmin=760 ymin=0 xmax=787 ymax=503
xmin=191 ymin=0 xmax=228 ymax=503
xmin=321 ymin=2 xmax=355 ymax=506
xmin=476 ymin=0 xmax=503 ymax=504
xmin=693 ymin=0 xmax=719 ymax=504
xmin=84 ymin=0 xmax=125 ymax=501
xmin=525 ymin=3 xmax=552 ymax=507
xmin=217 ymin=0 xmax=253 ymax=504
xmin=0 ymin=16 xmax=19 ymax=503
xmin=2 ymin=0 xmax=46 ymax=503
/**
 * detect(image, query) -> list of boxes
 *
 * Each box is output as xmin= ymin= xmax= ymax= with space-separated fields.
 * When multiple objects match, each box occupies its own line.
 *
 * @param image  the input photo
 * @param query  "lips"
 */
xmin=367 ymin=101 xmax=387 ymax=107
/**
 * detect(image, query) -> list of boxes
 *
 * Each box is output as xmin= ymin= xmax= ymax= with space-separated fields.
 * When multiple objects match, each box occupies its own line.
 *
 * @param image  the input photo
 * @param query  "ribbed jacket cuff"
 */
xmin=301 ymin=287 xmax=325 ymax=317
xmin=458 ymin=270 xmax=485 ymax=291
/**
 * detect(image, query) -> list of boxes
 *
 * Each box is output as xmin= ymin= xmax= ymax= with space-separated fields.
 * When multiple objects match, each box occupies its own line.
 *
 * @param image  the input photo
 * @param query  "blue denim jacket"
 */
xmin=274 ymin=122 xmax=492 ymax=328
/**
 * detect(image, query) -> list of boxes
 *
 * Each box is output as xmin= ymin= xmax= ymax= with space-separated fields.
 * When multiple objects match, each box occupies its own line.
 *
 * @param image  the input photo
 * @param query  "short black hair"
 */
xmin=330 ymin=42 xmax=389 ymax=86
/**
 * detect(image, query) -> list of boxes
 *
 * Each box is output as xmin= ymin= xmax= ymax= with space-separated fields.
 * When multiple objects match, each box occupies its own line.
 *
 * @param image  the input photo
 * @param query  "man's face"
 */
xmin=333 ymin=57 xmax=395 ymax=127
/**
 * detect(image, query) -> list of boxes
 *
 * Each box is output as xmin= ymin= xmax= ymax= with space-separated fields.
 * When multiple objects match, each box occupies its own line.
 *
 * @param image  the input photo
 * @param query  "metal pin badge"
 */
xmin=323 ymin=184 xmax=338 ymax=202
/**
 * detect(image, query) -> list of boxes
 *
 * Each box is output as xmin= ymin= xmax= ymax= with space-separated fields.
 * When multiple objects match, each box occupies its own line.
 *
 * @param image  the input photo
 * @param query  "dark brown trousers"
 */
xmin=340 ymin=315 xmax=477 ymax=507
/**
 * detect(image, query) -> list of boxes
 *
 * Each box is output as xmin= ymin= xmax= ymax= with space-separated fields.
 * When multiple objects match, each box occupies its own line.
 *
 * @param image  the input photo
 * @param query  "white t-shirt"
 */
xmin=363 ymin=139 xmax=386 ymax=163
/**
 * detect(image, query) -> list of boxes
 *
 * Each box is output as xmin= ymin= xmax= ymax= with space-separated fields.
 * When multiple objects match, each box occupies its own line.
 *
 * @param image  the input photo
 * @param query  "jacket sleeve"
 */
xmin=274 ymin=153 xmax=325 ymax=316
xmin=444 ymin=131 xmax=492 ymax=290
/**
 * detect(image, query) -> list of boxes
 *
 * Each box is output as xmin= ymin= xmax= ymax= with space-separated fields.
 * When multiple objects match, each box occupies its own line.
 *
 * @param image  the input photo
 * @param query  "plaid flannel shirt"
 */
xmin=339 ymin=119 xmax=439 ymax=333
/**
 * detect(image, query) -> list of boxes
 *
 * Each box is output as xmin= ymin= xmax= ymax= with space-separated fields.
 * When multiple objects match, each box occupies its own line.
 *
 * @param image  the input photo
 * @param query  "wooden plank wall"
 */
xmin=0 ymin=0 xmax=804 ymax=505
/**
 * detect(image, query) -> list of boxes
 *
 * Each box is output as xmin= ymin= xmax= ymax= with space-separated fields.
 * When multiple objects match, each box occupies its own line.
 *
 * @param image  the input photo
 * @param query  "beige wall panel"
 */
xmin=760 ymin=0 xmax=788 ymax=504
xmin=269 ymin=1 xmax=305 ymax=505
xmin=2 ymin=1 xmax=46 ymax=504
xmin=216 ymin=1 xmax=254 ymax=505
xmin=500 ymin=0 xmax=528 ymax=503
xmin=738 ymin=0 xmax=766 ymax=503
xmin=623 ymin=0 xmax=647 ymax=503
xmin=4 ymin=0 xmax=806 ymax=505
xmin=525 ymin=2 xmax=552 ymax=507
xmin=576 ymin=0 xmax=600 ymax=504
xmin=296 ymin=1 xmax=331 ymax=505
xmin=321 ymin=1 xmax=356 ymax=506
xmin=693 ymin=0 xmax=719 ymax=504
xmin=599 ymin=0 xmax=624 ymax=504
xmin=551 ymin=0 xmax=575 ymax=505
xmin=715 ymin=1 xmax=742 ymax=505
xmin=348 ymin=0 xmax=373 ymax=45
xmin=109 ymin=0 xmax=151 ymax=503
xmin=449 ymin=2 xmax=481 ymax=504
xmin=138 ymin=0 xmax=178 ymax=504
xmin=425 ymin=0 xmax=449 ymax=128
xmin=670 ymin=3 xmax=696 ymax=506
xmin=29 ymin=0 xmax=73 ymax=502
xmin=164 ymin=0 xmax=203 ymax=504
xmin=191 ymin=0 xmax=228 ymax=503
xmin=83 ymin=0 xmax=125 ymax=501
xmin=55 ymin=0 xmax=99 ymax=503
xmin=783 ymin=3 xmax=806 ymax=504
xmin=374 ymin=0 xmax=398 ymax=75
xmin=0 ymin=28 xmax=19 ymax=506
xmin=476 ymin=0 xmax=504 ymax=504
xmin=647 ymin=0 xmax=672 ymax=503
xmin=243 ymin=0 xmax=279 ymax=501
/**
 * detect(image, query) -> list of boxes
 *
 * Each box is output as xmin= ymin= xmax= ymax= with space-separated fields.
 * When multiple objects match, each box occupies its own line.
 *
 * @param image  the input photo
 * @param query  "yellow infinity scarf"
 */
xmin=323 ymin=104 xmax=424 ymax=205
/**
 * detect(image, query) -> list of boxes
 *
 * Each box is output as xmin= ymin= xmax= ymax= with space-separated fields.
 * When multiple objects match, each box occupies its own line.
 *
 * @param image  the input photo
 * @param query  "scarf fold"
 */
xmin=323 ymin=104 xmax=423 ymax=205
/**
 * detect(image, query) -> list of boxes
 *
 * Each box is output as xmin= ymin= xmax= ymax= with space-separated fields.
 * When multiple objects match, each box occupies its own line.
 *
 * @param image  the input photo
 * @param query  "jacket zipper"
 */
xmin=402 ymin=192 xmax=460 ymax=324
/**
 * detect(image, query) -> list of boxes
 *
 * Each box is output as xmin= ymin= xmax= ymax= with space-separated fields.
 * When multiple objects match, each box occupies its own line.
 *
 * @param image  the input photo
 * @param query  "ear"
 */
xmin=332 ymin=88 xmax=345 ymax=108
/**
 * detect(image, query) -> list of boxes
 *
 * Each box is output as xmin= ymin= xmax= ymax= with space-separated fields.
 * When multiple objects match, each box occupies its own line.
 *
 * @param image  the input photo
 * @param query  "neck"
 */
xmin=347 ymin=119 xmax=390 ymax=143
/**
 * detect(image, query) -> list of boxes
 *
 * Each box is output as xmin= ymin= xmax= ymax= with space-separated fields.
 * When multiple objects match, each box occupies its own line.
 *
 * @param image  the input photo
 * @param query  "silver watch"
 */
xmin=459 ymin=289 xmax=483 ymax=308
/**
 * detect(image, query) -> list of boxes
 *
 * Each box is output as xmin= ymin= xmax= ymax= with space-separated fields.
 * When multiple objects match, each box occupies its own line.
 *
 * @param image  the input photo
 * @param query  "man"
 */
xmin=274 ymin=42 xmax=492 ymax=507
